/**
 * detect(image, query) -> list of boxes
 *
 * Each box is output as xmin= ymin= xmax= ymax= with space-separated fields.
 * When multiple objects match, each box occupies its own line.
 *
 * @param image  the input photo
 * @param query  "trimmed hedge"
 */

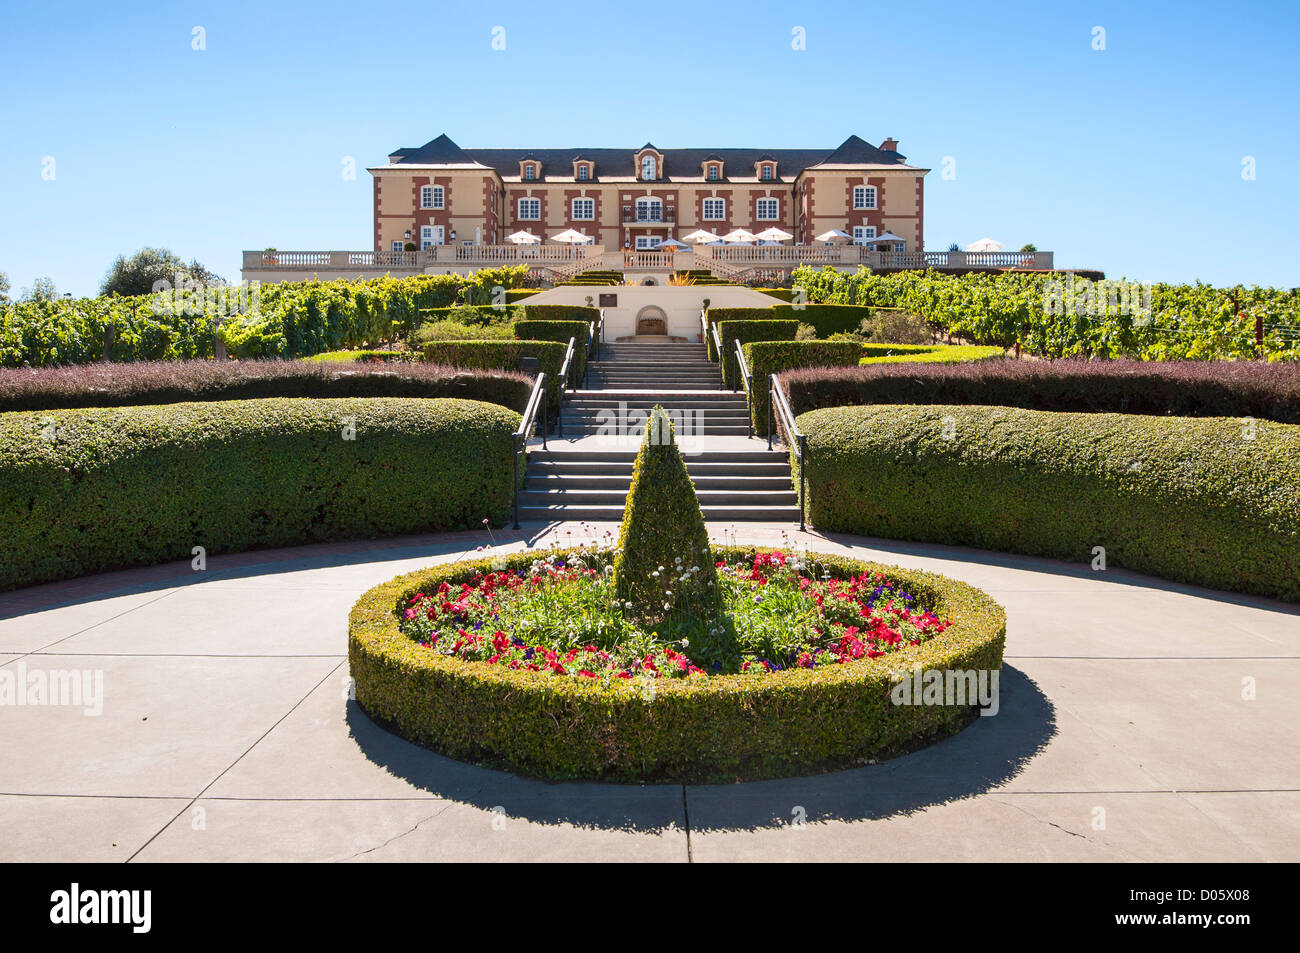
xmin=708 ymin=304 xmax=872 ymax=339
xmin=799 ymin=404 xmax=1300 ymax=602
xmin=0 ymin=397 xmax=519 ymax=590
xmin=348 ymin=546 xmax=1007 ymax=782
xmin=522 ymin=304 xmax=600 ymax=323
xmin=302 ymin=350 xmax=408 ymax=363
xmin=513 ymin=320 xmax=590 ymax=386
xmin=716 ymin=320 xmax=799 ymax=389
xmin=420 ymin=340 xmax=567 ymax=412
xmin=860 ymin=344 xmax=1004 ymax=366
xmin=743 ymin=341 xmax=863 ymax=435
xmin=783 ymin=358 xmax=1300 ymax=424
xmin=0 ymin=359 xmax=534 ymax=414
xmin=756 ymin=288 xmax=796 ymax=302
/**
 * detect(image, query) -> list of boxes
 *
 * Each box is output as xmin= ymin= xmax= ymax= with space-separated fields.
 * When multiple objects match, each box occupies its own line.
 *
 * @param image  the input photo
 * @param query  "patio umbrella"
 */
xmin=814 ymin=229 xmax=852 ymax=243
xmin=506 ymin=230 xmax=541 ymax=244
xmin=722 ymin=228 xmax=758 ymax=243
xmin=681 ymin=229 xmax=722 ymax=244
xmin=550 ymin=228 xmax=593 ymax=244
xmin=657 ymin=237 xmax=689 ymax=250
xmin=864 ymin=232 xmax=908 ymax=246
xmin=755 ymin=226 xmax=793 ymax=242
xmin=965 ymin=237 xmax=1005 ymax=252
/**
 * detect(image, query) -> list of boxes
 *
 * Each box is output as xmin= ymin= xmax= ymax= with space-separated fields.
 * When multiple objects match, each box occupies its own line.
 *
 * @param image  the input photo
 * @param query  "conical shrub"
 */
xmin=612 ymin=406 xmax=718 ymax=622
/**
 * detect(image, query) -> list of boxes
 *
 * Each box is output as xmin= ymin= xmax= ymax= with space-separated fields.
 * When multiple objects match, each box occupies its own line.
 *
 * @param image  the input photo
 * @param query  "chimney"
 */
xmin=880 ymin=138 xmax=898 ymax=152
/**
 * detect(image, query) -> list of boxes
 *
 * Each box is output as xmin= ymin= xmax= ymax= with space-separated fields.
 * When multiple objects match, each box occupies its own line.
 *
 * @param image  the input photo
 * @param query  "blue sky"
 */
xmin=1 ymin=0 xmax=1297 ymax=297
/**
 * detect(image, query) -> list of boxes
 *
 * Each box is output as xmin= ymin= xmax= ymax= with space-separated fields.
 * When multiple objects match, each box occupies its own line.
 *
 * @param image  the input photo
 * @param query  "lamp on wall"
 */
xmin=449 ymin=229 xmax=456 ymax=243
xmin=404 ymin=230 xmax=411 ymax=240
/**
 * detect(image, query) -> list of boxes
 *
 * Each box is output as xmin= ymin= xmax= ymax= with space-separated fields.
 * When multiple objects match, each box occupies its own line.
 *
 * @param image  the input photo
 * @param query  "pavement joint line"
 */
xmin=10 ymin=584 xmax=189 ymax=662
xmin=681 ymin=786 xmax=693 ymax=863
xmin=123 ymin=659 xmax=346 ymax=864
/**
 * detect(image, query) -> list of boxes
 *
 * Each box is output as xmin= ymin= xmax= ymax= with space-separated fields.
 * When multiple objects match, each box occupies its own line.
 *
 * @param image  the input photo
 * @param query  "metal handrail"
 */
xmin=512 ymin=371 xmax=548 ymax=529
xmin=583 ymin=318 xmax=597 ymax=389
xmin=709 ymin=323 xmax=725 ymax=391
xmin=556 ymin=336 xmax=576 ymax=437
xmin=768 ymin=373 xmax=807 ymax=531
xmin=734 ymin=338 xmax=754 ymax=438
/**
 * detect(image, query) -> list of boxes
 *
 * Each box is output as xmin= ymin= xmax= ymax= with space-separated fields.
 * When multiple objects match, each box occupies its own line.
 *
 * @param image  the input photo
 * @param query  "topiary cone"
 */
xmin=612 ymin=405 xmax=718 ymax=622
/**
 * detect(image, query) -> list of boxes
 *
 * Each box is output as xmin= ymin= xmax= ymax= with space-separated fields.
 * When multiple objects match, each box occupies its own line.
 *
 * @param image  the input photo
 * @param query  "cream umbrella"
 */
xmin=657 ymin=237 xmax=689 ymax=250
xmin=754 ymin=226 xmax=794 ymax=242
xmin=681 ymin=229 xmax=722 ymax=244
xmin=965 ymin=237 xmax=1005 ymax=252
xmin=550 ymin=228 xmax=593 ymax=244
xmin=814 ymin=229 xmax=852 ymax=244
xmin=722 ymin=228 xmax=758 ymax=243
xmin=506 ymin=230 xmax=541 ymax=244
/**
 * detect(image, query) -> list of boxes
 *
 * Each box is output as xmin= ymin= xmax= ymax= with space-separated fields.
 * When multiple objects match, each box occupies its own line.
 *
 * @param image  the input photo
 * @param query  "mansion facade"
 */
xmin=370 ymin=134 xmax=927 ymax=254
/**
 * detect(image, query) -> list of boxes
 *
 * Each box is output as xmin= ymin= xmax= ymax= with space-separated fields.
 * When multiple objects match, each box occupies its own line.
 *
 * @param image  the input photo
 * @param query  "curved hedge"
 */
xmin=0 ymin=397 xmax=518 ymax=590
xmin=800 ymin=404 xmax=1300 ymax=602
xmin=348 ymin=546 xmax=1007 ymax=782
xmin=716 ymin=319 xmax=799 ymax=388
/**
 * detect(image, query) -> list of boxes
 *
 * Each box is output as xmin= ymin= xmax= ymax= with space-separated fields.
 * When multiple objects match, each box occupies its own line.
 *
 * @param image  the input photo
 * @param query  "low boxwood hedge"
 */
xmin=716 ymin=320 xmax=799 ymax=389
xmin=708 ymin=304 xmax=872 ymax=339
xmin=513 ymin=319 xmax=591 ymax=385
xmin=0 ymin=359 xmax=534 ymax=414
xmin=522 ymin=304 xmax=600 ymax=323
xmin=860 ymin=344 xmax=1004 ymax=365
xmin=0 ymin=397 xmax=519 ymax=590
xmin=302 ymin=350 xmax=408 ymax=363
xmin=420 ymin=340 xmax=567 ymax=413
xmin=348 ymin=546 xmax=1006 ymax=782
xmin=783 ymin=358 xmax=1300 ymax=424
xmin=744 ymin=341 xmax=863 ymax=435
xmin=799 ymin=404 xmax=1300 ymax=602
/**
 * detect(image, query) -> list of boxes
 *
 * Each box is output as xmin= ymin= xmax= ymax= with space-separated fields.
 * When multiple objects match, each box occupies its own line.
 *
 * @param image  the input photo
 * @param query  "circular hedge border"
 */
xmin=348 ymin=546 xmax=1007 ymax=783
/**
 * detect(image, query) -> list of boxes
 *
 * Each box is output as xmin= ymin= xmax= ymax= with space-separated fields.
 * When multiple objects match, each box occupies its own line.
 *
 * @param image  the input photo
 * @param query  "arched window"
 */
xmin=640 ymin=155 xmax=656 ymax=180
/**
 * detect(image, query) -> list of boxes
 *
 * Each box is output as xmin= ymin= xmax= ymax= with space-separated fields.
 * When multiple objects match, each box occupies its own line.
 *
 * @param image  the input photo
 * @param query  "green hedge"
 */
xmin=861 ymin=344 xmax=1005 ymax=365
xmin=522 ymin=304 xmax=600 ymax=323
xmin=420 ymin=340 xmax=567 ymax=413
xmin=716 ymin=320 xmax=799 ymax=389
xmin=303 ymin=350 xmax=409 ymax=363
xmin=756 ymin=288 xmax=796 ymax=302
xmin=800 ymin=404 xmax=1300 ymax=602
xmin=744 ymin=341 xmax=863 ymax=435
xmin=513 ymin=320 xmax=590 ymax=385
xmin=348 ymin=546 xmax=1006 ymax=782
xmin=0 ymin=397 xmax=519 ymax=590
xmin=707 ymin=304 xmax=872 ymax=341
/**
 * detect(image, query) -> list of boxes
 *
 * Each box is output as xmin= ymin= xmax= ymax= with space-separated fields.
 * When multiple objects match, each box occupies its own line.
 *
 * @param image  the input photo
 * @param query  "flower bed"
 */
xmin=348 ymin=545 xmax=1006 ymax=782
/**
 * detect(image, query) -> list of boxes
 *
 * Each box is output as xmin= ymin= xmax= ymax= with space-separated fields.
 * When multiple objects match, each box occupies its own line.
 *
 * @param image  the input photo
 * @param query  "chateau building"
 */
xmin=369 ymin=133 xmax=927 ymax=253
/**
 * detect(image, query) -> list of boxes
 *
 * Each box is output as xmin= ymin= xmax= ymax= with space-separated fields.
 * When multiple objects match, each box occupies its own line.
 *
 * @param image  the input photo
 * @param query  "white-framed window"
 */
xmin=571 ymin=197 xmax=595 ymax=220
xmin=420 ymin=185 xmax=444 ymax=209
xmin=853 ymin=226 xmax=877 ymax=245
xmin=391 ymin=241 xmax=403 ymax=254
xmin=702 ymin=197 xmax=726 ymax=221
xmin=517 ymin=197 xmax=541 ymax=220
xmin=707 ymin=165 xmax=719 ymax=181
xmin=756 ymin=198 xmax=779 ymax=220
xmin=634 ymin=235 xmax=660 ymax=250
xmin=635 ymin=197 xmax=662 ymax=222
xmin=640 ymin=155 xmax=656 ymax=180
xmin=420 ymin=225 xmax=444 ymax=249
xmin=577 ymin=165 xmax=589 ymax=181
xmin=761 ymin=165 xmax=774 ymax=181
xmin=853 ymin=185 xmax=877 ymax=210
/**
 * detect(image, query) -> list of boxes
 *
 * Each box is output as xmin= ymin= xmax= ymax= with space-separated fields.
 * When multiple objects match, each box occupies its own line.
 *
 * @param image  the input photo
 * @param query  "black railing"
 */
xmin=709 ymin=323 xmax=726 ymax=391
xmin=768 ymin=373 xmax=807 ymax=532
xmin=621 ymin=205 xmax=676 ymax=223
xmin=512 ymin=372 xmax=547 ymax=529
xmin=556 ymin=337 xmax=576 ymax=437
xmin=734 ymin=338 xmax=754 ymax=438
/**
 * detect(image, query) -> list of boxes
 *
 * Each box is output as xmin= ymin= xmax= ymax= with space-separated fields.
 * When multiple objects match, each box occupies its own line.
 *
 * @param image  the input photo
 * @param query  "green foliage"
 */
xmin=743 ymin=340 xmax=863 ymax=435
xmin=302 ymin=350 xmax=408 ymax=363
xmin=800 ymin=404 xmax=1300 ymax=602
xmin=100 ymin=247 xmax=220 ymax=297
xmin=859 ymin=344 xmax=1004 ymax=365
xmin=512 ymin=319 xmax=590 ymax=385
xmin=22 ymin=277 xmax=59 ymax=302
xmin=0 ymin=397 xmax=519 ymax=590
xmin=612 ymin=407 xmax=719 ymax=623
xmin=706 ymin=304 xmax=872 ymax=347
xmin=791 ymin=266 xmax=1300 ymax=362
xmin=865 ymin=308 xmax=932 ymax=344
xmin=715 ymin=319 xmax=799 ymax=388
xmin=347 ymin=545 xmax=1007 ymax=782
xmin=419 ymin=339 xmax=567 ymax=412
xmin=411 ymin=320 xmax=516 ymax=344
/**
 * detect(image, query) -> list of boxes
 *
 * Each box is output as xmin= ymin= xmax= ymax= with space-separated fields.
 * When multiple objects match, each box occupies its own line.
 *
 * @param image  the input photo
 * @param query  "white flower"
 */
xmin=681 ymin=638 xmax=690 ymax=647
xmin=663 ymin=602 xmax=670 ymax=610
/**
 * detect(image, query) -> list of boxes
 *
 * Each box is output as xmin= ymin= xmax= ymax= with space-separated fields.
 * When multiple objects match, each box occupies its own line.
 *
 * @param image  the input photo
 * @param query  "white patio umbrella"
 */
xmin=814 ymin=229 xmax=852 ymax=243
xmin=506 ymin=230 xmax=541 ymax=244
xmin=754 ymin=226 xmax=793 ymax=242
xmin=550 ymin=228 xmax=593 ymax=244
xmin=965 ymin=237 xmax=1005 ymax=252
xmin=657 ymin=237 xmax=689 ymax=250
xmin=722 ymin=228 xmax=758 ymax=243
xmin=864 ymin=232 xmax=908 ymax=246
xmin=681 ymin=229 xmax=722 ymax=244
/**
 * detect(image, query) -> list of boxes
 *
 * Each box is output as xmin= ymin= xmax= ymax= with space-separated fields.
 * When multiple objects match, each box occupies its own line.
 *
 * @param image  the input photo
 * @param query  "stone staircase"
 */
xmin=517 ymin=338 xmax=800 ymax=522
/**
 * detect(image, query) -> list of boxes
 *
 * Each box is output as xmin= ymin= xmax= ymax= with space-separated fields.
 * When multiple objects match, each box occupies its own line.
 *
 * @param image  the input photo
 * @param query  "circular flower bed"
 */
xmin=349 ymin=545 xmax=1006 ymax=783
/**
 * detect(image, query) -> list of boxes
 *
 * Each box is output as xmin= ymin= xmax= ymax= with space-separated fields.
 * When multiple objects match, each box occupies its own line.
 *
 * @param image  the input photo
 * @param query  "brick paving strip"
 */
xmin=1 ymin=523 xmax=1297 ymax=862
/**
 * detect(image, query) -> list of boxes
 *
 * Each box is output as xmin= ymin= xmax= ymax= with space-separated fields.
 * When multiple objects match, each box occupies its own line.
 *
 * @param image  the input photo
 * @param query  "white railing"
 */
xmin=437 ymin=244 xmax=597 ymax=264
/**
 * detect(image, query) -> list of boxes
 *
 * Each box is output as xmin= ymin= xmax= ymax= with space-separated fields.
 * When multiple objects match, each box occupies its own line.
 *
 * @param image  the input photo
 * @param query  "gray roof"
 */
xmin=387 ymin=134 xmax=907 ymax=178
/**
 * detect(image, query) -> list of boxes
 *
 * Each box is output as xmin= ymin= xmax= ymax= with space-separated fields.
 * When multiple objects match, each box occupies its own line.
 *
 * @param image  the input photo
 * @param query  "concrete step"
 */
xmin=525 ymin=474 xmax=792 ymax=490
xmin=528 ymin=460 xmax=791 ymax=477
xmin=518 ymin=504 xmax=802 ymax=522
xmin=527 ymin=448 xmax=788 ymax=463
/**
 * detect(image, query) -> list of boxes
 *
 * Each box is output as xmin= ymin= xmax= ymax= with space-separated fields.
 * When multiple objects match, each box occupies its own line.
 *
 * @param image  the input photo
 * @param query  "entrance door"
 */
xmin=420 ymin=226 xmax=445 ymax=250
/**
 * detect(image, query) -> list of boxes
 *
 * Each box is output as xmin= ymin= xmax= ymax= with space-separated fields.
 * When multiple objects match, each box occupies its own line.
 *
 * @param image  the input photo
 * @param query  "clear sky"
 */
xmin=2 ymin=0 xmax=1297 ymax=297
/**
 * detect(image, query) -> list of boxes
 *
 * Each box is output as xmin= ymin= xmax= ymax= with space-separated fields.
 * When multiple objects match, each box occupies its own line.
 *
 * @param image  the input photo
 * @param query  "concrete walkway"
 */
xmin=1 ymin=523 xmax=1297 ymax=862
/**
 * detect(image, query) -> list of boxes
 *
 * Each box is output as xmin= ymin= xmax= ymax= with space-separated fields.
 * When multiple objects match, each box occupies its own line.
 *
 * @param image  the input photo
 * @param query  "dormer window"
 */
xmin=761 ymin=165 xmax=774 ymax=181
xmin=573 ymin=159 xmax=593 ymax=181
xmin=578 ymin=165 xmax=589 ymax=181
xmin=708 ymin=166 xmax=719 ymax=180
xmin=756 ymin=160 xmax=777 ymax=181
xmin=524 ymin=165 xmax=536 ymax=180
xmin=520 ymin=159 xmax=541 ymax=180
xmin=640 ymin=155 xmax=656 ymax=181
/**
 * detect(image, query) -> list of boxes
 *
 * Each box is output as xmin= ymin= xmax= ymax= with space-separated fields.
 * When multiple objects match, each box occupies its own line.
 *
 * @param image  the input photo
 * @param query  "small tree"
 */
xmin=22 ymin=277 xmax=58 ymax=302
xmin=100 ymin=247 xmax=221 ymax=297
xmin=612 ymin=406 xmax=718 ymax=622
xmin=0 ymin=271 xmax=10 ymax=303
xmin=1019 ymin=243 xmax=1038 ymax=253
